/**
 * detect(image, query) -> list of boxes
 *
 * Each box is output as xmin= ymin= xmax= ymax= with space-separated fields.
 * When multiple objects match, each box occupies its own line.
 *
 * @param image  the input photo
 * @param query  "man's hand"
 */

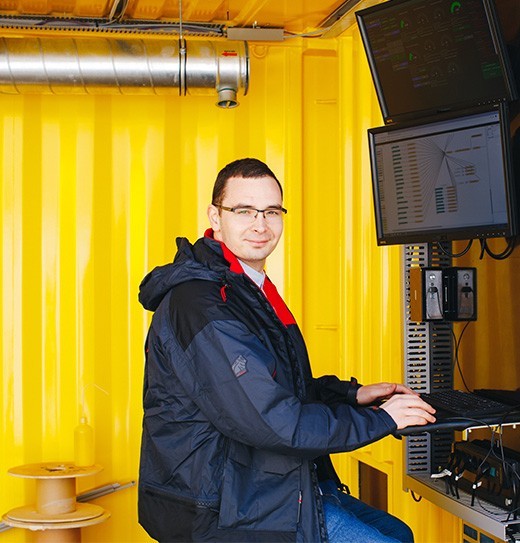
xmin=356 ymin=382 xmax=416 ymax=406
xmin=356 ymin=382 xmax=436 ymax=429
xmin=379 ymin=393 xmax=436 ymax=429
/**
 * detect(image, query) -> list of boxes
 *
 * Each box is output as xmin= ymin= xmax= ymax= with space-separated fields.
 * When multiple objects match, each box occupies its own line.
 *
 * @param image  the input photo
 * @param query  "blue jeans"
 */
xmin=319 ymin=480 xmax=414 ymax=543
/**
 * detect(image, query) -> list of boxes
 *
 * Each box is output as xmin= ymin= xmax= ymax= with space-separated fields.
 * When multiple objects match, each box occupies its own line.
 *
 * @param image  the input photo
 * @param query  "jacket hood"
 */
xmin=138 ymin=235 xmax=227 ymax=312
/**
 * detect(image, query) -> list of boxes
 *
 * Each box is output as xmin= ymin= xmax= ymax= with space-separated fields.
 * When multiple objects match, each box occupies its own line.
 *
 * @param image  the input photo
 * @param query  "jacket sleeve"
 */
xmin=161 ymin=316 xmax=396 ymax=459
xmin=313 ymin=375 xmax=362 ymax=407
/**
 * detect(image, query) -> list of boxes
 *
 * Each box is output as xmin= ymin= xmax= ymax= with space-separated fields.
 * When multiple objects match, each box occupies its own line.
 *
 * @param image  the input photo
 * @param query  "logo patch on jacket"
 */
xmin=231 ymin=355 xmax=248 ymax=377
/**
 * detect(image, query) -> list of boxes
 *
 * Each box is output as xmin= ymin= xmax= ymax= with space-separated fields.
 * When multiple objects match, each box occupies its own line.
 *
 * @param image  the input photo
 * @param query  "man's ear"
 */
xmin=207 ymin=204 xmax=221 ymax=233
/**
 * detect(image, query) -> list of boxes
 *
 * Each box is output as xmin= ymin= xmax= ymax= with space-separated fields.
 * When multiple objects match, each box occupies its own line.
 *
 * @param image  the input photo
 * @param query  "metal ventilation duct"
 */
xmin=0 ymin=37 xmax=249 ymax=108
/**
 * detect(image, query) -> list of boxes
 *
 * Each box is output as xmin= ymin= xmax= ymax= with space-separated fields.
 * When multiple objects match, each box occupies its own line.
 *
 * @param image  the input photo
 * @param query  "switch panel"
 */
xmin=409 ymin=266 xmax=477 ymax=322
xmin=442 ymin=267 xmax=477 ymax=321
xmin=424 ymin=268 xmax=443 ymax=320
xmin=456 ymin=268 xmax=477 ymax=320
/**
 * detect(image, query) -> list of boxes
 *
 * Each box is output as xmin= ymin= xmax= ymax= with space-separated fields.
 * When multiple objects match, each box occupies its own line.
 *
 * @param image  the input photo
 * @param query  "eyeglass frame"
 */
xmin=213 ymin=204 xmax=288 ymax=221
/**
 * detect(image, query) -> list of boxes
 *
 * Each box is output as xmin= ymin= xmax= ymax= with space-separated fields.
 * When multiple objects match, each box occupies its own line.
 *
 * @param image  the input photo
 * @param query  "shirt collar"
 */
xmin=204 ymin=228 xmax=265 ymax=288
xmin=238 ymin=260 xmax=266 ymax=289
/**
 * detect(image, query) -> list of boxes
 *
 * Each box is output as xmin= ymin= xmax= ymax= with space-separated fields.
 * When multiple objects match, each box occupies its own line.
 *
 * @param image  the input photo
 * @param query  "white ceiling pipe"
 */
xmin=0 ymin=36 xmax=249 ymax=107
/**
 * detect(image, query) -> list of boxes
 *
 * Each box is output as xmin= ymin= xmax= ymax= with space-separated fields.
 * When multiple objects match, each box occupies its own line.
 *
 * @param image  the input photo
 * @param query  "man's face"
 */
xmin=208 ymin=176 xmax=284 ymax=272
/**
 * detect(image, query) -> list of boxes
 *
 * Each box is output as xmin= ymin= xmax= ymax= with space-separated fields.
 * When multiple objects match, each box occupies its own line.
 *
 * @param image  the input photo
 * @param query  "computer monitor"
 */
xmin=356 ymin=0 xmax=517 ymax=124
xmin=368 ymin=105 xmax=518 ymax=246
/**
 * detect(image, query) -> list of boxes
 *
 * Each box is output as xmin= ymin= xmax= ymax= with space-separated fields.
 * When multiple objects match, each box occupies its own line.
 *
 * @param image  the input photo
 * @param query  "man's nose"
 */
xmin=251 ymin=211 xmax=268 ymax=227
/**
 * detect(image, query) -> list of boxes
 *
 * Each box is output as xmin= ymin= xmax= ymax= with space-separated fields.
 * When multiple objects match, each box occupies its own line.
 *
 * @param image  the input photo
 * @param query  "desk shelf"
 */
xmin=402 ymin=243 xmax=520 ymax=542
xmin=404 ymin=473 xmax=520 ymax=541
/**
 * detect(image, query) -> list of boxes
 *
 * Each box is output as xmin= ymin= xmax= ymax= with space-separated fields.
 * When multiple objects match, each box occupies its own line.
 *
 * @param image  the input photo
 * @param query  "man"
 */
xmin=138 ymin=158 xmax=436 ymax=543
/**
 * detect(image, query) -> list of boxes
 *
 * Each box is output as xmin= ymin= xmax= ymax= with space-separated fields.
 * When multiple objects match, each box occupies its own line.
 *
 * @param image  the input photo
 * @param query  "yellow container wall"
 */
xmin=0 ymin=34 xmax=464 ymax=543
xmin=299 ymin=33 xmax=461 ymax=543
xmin=454 ymin=238 xmax=520 ymax=393
xmin=0 ymin=41 xmax=304 ymax=543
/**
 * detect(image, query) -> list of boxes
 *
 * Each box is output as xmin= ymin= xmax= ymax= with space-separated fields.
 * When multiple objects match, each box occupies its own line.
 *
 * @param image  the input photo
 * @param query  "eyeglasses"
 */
xmin=215 ymin=204 xmax=287 ymax=223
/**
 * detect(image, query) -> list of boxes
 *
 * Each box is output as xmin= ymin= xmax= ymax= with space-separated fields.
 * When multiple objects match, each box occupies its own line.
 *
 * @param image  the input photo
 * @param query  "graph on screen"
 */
xmin=373 ymin=112 xmax=507 ymax=237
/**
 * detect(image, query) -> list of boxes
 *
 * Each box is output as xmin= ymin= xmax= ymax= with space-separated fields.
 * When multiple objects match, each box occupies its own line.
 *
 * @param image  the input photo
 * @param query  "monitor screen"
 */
xmin=368 ymin=105 xmax=518 ymax=246
xmin=356 ymin=0 xmax=517 ymax=124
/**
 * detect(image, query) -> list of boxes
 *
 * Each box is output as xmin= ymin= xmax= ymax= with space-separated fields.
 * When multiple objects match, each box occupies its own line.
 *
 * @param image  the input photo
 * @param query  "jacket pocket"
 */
xmin=139 ymin=485 xmax=219 ymax=542
xmin=218 ymin=445 xmax=302 ymax=532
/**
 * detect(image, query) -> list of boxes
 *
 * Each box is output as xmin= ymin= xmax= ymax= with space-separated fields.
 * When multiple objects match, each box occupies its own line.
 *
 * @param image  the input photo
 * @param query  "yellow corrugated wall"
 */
xmin=0 ymin=31 xmax=463 ymax=543
xmin=299 ymin=32 xmax=461 ymax=543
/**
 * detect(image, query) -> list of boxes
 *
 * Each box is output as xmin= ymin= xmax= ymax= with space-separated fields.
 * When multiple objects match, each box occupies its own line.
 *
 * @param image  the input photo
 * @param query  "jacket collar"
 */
xmin=204 ymin=228 xmax=243 ymax=274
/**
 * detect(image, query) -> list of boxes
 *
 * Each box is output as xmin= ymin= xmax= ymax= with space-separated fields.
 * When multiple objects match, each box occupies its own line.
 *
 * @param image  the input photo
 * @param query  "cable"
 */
xmin=438 ymin=239 xmax=474 ymax=259
xmin=460 ymin=423 xmax=520 ymax=518
xmin=410 ymin=490 xmax=422 ymax=502
xmin=450 ymin=320 xmax=472 ymax=392
xmin=489 ymin=419 xmax=520 ymax=519
xmin=480 ymin=237 xmax=518 ymax=260
xmin=479 ymin=239 xmax=487 ymax=260
xmin=0 ymin=15 xmax=225 ymax=36
xmin=107 ymin=0 xmax=129 ymax=22
xmin=283 ymin=27 xmax=333 ymax=38
xmin=178 ymin=0 xmax=183 ymax=42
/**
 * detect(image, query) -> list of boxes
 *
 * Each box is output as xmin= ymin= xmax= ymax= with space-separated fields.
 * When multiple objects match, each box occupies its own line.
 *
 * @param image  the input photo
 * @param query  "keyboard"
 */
xmin=420 ymin=389 xmax=514 ymax=418
xmin=474 ymin=388 xmax=520 ymax=407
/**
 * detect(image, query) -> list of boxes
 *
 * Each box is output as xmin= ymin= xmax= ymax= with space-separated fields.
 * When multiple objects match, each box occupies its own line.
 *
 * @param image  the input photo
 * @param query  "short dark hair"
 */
xmin=212 ymin=158 xmax=283 ymax=206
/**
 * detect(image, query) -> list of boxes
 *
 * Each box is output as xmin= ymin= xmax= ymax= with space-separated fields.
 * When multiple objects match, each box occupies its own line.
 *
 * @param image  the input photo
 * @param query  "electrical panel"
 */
xmin=410 ymin=266 xmax=477 ymax=322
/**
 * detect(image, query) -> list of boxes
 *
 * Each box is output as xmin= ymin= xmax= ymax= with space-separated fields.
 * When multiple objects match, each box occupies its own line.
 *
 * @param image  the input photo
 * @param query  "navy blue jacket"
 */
xmin=138 ymin=233 xmax=397 ymax=542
